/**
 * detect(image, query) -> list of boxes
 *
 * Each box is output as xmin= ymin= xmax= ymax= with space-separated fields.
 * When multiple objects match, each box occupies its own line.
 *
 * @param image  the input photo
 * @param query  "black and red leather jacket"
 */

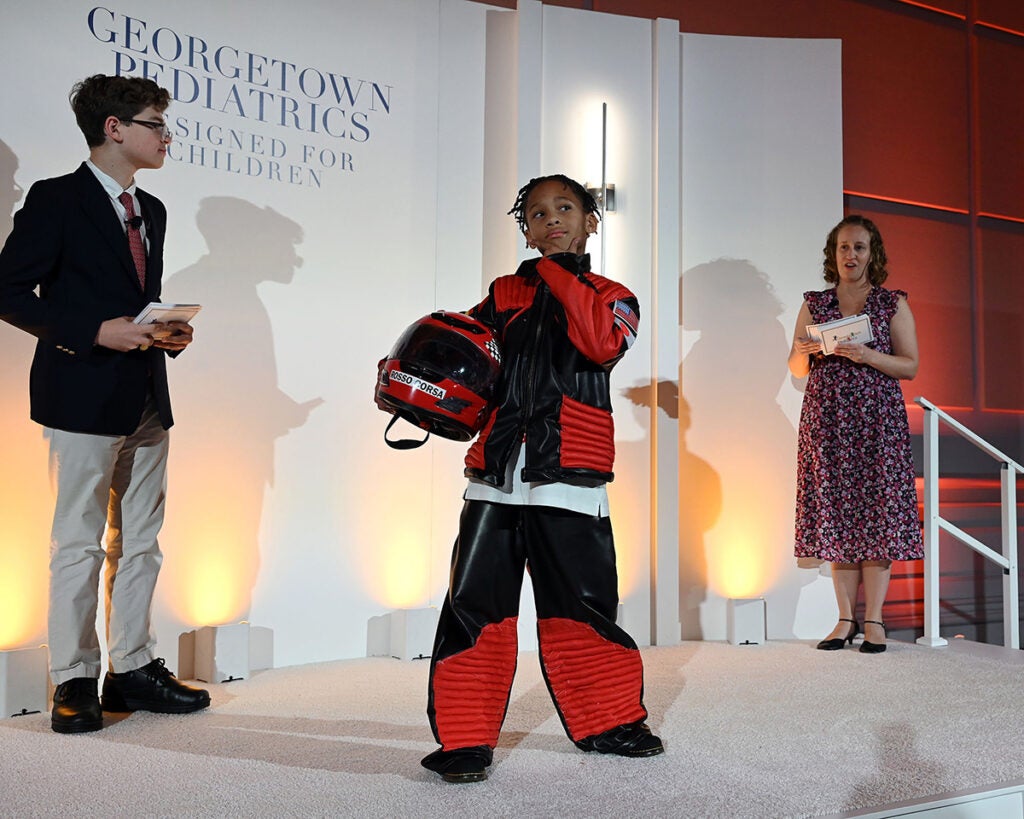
xmin=464 ymin=252 xmax=640 ymax=487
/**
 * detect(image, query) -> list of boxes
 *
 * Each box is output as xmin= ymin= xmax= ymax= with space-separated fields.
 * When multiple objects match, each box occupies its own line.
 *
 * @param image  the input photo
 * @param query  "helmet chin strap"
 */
xmin=384 ymin=414 xmax=431 ymax=450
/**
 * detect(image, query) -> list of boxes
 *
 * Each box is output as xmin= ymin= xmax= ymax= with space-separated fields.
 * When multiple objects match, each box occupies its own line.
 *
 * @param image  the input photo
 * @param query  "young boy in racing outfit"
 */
xmin=421 ymin=174 xmax=663 ymax=783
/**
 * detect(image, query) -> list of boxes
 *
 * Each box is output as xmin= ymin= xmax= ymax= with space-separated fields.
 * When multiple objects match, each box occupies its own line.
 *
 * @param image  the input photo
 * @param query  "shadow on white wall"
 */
xmin=159 ymin=198 xmax=322 ymax=632
xmin=681 ymin=258 xmax=815 ymax=638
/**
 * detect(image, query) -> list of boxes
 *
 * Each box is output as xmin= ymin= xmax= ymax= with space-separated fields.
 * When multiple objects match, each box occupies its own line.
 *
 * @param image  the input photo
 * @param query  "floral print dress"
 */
xmin=794 ymin=287 xmax=923 ymax=562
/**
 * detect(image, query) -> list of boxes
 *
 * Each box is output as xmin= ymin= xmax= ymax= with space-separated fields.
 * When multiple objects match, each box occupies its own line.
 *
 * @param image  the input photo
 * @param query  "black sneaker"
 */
xmin=421 ymin=745 xmax=493 ymax=783
xmin=575 ymin=721 xmax=665 ymax=757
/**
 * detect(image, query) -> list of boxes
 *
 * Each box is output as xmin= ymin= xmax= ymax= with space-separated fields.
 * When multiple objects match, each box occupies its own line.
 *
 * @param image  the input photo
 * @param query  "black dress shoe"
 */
xmin=421 ymin=745 xmax=492 ymax=783
xmin=51 ymin=677 xmax=103 ymax=734
xmin=816 ymin=617 xmax=860 ymax=651
xmin=574 ymin=720 xmax=665 ymax=757
xmin=101 ymin=658 xmax=211 ymax=714
xmin=860 ymin=619 xmax=887 ymax=653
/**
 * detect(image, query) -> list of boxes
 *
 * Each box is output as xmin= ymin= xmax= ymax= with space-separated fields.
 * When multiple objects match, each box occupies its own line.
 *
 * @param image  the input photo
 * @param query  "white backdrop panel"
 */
xmin=680 ymin=33 xmax=843 ymax=641
xmin=539 ymin=5 xmax=655 ymax=642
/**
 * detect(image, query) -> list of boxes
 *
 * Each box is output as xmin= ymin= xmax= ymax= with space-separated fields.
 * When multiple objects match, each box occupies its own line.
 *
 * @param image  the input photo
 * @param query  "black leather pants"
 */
xmin=426 ymin=500 xmax=648 ymax=750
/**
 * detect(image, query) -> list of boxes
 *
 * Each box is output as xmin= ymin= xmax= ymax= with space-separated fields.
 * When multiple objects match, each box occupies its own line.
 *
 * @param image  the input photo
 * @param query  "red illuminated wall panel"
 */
xmin=975 ymin=33 xmax=1024 ymax=219
xmin=850 ymin=201 xmax=974 ymax=408
xmin=896 ymin=0 xmax=966 ymax=18
xmin=977 ymin=0 xmax=1024 ymax=33
xmin=596 ymin=0 xmax=681 ymax=18
xmin=979 ymin=223 xmax=1024 ymax=411
xmin=839 ymin=12 xmax=969 ymax=211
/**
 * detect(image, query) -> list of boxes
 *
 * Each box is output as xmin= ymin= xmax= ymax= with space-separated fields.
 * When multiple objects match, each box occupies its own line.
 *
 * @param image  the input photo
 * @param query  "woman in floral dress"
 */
xmin=788 ymin=215 xmax=923 ymax=653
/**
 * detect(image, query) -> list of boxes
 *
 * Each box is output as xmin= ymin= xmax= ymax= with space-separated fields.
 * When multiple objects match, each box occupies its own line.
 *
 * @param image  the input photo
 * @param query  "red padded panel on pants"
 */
xmin=538 ymin=617 xmax=646 ymax=741
xmin=433 ymin=617 xmax=518 ymax=750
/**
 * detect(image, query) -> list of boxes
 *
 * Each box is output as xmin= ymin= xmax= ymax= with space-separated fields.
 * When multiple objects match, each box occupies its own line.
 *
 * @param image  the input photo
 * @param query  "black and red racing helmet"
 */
xmin=375 ymin=311 xmax=502 ymax=448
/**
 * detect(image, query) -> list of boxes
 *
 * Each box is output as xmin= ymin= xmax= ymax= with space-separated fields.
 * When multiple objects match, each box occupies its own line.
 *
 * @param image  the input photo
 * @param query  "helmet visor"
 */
xmin=390 ymin=323 xmax=499 ymax=396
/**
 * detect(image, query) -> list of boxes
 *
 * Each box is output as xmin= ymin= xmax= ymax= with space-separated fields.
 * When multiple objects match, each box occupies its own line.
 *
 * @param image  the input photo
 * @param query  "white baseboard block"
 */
xmin=367 ymin=608 xmax=438 ymax=661
xmin=0 ymin=645 xmax=49 ymax=717
xmin=727 ymin=598 xmax=766 ymax=646
xmin=193 ymin=622 xmax=273 ymax=683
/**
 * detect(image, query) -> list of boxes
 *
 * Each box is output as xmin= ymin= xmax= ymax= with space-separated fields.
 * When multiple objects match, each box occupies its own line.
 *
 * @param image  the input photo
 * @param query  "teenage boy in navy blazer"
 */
xmin=0 ymin=74 xmax=209 ymax=733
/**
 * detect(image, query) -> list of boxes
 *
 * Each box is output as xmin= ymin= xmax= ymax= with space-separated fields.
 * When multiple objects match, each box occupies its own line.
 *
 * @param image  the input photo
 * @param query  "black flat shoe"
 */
xmin=816 ymin=618 xmax=859 ymax=651
xmin=860 ymin=619 xmax=887 ymax=653
xmin=101 ymin=658 xmax=210 ymax=714
xmin=421 ymin=745 xmax=492 ymax=783
xmin=574 ymin=720 xmax=665 ymax=757
xmin=51 ymin=677 xmax=103 ymax=734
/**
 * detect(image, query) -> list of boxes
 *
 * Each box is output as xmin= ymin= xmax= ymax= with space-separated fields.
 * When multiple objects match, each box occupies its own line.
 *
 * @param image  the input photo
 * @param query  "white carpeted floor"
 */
xmin=2 ymin=639 xmax=1023 ymax=818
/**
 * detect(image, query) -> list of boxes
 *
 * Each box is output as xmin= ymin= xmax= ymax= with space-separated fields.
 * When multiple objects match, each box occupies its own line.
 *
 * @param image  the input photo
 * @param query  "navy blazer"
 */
xmin=0 ymin=163 xmax=174 ymax=435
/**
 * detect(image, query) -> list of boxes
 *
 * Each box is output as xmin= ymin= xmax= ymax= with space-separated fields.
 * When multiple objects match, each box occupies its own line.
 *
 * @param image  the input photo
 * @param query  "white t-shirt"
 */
xmin=463 ymin=441 xmax=610 ymax=518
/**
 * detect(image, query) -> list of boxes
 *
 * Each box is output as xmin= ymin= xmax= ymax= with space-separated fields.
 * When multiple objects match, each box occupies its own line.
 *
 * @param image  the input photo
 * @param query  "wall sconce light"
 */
xmin=585 ymin=182 xmax=616 ymax=213
xmin=0 ymin=645 xmax=49 ymax=717
xmin=584 ymin=102 xmax=616 ymax=277
xmin=585 ymin=102 xmax=616 ymax=214
xmin=727 ymin=598 xmax=766 ymax=646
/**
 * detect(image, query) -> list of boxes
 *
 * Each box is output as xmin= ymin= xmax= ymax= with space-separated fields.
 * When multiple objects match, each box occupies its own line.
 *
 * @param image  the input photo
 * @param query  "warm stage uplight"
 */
xmin=0 ymin=412 xmax=50 ymax=651
xmin=183 ymin=539 xmax=251 ymax=627
xmin=160 ymin=485 xmax=258 ymax=629
xmin=708 ymin=516 xmax=782 ymax=600
xmin=157 ymin=438 xmax=264 ymax=622
xmin=608 ymin=481 xmax=642 ymax=600
xmin=347 ymin=455 xmax=437 ymax=612
xmin=0 ymin=555 xmax=46 ymax=650
xmin=377 ymin=531 xmax=432 ymax=610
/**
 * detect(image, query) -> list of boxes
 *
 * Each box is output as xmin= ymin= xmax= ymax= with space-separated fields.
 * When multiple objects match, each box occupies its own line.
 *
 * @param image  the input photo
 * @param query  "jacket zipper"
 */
xmin=517 ymin=282 xmax=550 ymax=449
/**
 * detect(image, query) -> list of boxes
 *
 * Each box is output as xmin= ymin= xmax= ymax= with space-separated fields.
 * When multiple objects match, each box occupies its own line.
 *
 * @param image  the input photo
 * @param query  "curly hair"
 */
xmin=69 ymin=74 xmax=171 ymax=148
xmin=507 ymin=174 xmax=601 ymax=233
xmin=822 ymin=214 xmax=889 ymax=286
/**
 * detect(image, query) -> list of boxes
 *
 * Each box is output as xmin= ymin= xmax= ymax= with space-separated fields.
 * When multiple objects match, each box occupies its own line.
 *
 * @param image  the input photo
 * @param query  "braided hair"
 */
xmin=507 ymin=174 xmax=601 ymax=233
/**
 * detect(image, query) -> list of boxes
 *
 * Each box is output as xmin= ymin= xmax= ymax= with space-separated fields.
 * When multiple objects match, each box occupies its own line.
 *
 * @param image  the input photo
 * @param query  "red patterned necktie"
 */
xmin=118 ymin=191 xmax=146 ymax=289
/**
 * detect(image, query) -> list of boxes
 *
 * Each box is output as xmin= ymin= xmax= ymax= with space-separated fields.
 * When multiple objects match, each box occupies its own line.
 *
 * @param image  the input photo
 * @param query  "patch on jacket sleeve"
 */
xmin=612 ymin=300 xmax=638 ymax=348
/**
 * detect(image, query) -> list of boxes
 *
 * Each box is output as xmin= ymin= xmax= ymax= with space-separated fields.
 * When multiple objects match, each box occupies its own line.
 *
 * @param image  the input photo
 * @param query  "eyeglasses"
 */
xmin=123 ymin=119 xmax=172 ymax=140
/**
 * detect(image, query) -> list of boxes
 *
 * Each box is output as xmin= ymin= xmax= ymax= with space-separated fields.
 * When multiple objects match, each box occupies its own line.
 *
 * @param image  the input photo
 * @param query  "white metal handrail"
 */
xmin=915 ymin=396 xmax=1024 ymax=649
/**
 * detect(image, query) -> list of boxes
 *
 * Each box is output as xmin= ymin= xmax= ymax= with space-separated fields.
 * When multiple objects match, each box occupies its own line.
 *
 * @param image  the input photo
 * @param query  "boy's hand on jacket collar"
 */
xmin=540 ymin=252 xmax=590 ymax=276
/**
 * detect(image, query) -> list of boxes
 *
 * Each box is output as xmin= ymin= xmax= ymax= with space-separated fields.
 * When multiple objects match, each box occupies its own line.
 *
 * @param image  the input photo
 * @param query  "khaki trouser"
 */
xmin=46 ymin=401 xmax=169 ymax=684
